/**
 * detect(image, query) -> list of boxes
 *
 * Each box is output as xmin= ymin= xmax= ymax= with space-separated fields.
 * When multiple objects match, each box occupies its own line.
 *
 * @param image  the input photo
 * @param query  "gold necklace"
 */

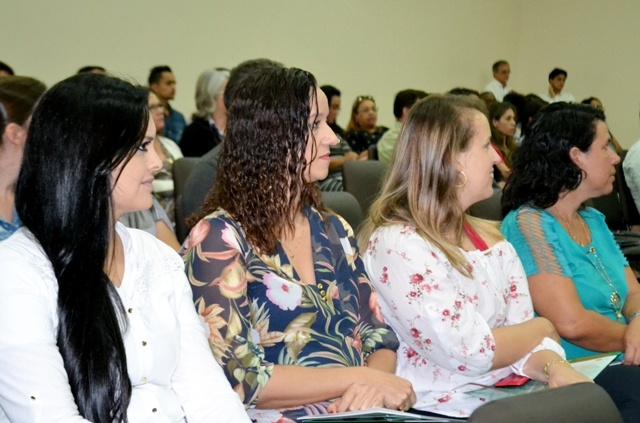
xmin=586 ymin=246 xmax=623 ymax=322
xmin=554 ymin=206 xmax=588 ymax=246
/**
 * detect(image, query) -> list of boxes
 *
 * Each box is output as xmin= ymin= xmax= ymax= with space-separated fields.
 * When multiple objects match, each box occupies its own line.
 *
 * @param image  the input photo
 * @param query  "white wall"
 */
xmin=515 ymin=0 xmax=640 ymax=147
xmin=3 ymin=0 xmax=638 ymax=145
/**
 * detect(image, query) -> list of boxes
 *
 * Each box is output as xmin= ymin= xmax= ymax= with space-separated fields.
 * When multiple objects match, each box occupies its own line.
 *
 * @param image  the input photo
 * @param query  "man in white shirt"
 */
xmin=540 ymin=68 xmax=575 ymax=103
xmin=483 ymin=60 xmax=511 ymax=102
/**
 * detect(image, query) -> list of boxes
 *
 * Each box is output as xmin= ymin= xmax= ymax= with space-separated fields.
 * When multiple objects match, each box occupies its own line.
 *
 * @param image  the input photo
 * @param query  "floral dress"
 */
xmin=363 ymin=224 xmax=565 ymax=418
xmin=182 ymin=206 xmax=398 ymax=423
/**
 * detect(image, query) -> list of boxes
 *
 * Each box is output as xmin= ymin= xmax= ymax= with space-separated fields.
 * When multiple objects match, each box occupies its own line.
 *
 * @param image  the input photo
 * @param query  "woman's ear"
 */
xmin=491 ymin=118 xmax=498 ymax=128
xmin=3 ymin=122 xmax=27 ymax=147
xmin=568 ymin=146 xmax=583 ymax=167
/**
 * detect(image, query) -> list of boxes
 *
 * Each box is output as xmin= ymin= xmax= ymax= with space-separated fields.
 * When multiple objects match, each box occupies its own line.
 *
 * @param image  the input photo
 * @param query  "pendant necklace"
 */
xmin=555 ymin=206 xmax=622 ymax=321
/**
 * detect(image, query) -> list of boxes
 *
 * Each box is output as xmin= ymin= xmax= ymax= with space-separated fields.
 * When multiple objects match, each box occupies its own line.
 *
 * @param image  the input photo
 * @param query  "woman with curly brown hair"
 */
xmin=181 ymin=66 xmax=415 ymax=423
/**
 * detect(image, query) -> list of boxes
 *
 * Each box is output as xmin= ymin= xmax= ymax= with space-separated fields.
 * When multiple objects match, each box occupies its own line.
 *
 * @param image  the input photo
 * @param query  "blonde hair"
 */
xmin=358 ymin=94 xmax=500 ymax=276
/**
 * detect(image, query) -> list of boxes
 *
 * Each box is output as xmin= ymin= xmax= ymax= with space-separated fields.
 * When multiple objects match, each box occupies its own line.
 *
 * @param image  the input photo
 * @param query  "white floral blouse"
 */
xmin=363 ymin=224 xmax=563 ymax=418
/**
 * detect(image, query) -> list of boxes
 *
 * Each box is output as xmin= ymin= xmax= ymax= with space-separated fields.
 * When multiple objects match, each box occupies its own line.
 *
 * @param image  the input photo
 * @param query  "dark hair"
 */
xmin=77 ymin=65 xmax=106 ymax=74
xmin=581 ymin=97 xmax=600 ymax=106
xmin=199 ymin=67 xmax=323 ymax=254
xmin=520 ymin=94 xmax=548 ymax=137
xmin=393 ymin=89 xmax=428 ymax=119
xmin=502 ymin=102 xmax=605 ymax=215
xmin=447 ymin=87 xmax=479 ymax=98
xmin=0 ymin=76 xmax=46 ymax=137
xmin=503 ymin=91 xmax=526 ymax=122
xmin=223 ymin=58 xmax=283 ymax=109
xmin=320 ymin=85 xmax=341 ymax=102
xmin=16 ymin=73 xmax=149 ymax=422
xmin=148 ymin=65 xmax=172 ymax=85
xmin=549 ymin=67 xmax=568 ymax=80
xmin=492 ymin=60 xmax=509 ymax=73
xmin=0 ymin=61 xmax=14 ymax=76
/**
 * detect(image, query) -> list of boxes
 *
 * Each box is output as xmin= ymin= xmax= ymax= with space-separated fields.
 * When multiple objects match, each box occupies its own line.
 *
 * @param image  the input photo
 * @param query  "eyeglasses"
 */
xmin=357 ymin=95 xmax=374 ymax=103
xmin=149 ymin=104 xmax=165 ymax=112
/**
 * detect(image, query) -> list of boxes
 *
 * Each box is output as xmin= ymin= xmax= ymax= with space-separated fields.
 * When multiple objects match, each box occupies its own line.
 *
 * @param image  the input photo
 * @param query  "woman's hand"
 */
xmin=326 ymin=382 xmax=385 ymax=413
xmin=547 ymin=361 xmax=593 ymax=388
xmin=623 ymin=318 xmax=640 ymax=365
xmin=327 ymin=370 xmax=415 ymax=413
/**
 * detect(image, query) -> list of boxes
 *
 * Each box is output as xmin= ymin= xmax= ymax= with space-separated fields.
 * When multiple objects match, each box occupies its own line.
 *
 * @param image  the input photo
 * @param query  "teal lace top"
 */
xmin=501 ymin=205 xmax=629 ymax=359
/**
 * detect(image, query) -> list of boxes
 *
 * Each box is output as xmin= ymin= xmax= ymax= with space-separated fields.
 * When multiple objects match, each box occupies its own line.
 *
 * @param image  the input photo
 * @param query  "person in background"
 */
xmin=489 ymin=101 xmax=517 ymax=185
xmin=181 ymin=58 xmax=283 ymax=220
xmin=622 ymin=107 xmax=640 ymax=222
xmin=77 ymin=65 xmax=106 ymax=75
xmin=182 ymin=66 xmax=415 ymax=422
xmin=519 ymin=94 xmax=548 ymax=141
xmin=502 ymin=102 xmax=640 ymax=423
xmin=320 ymin=84 xmax=345 ymax=138
xmin=447 ymin=87 xmax=480 ymax=97
xmin=0 ymin=76 xmax=46 ymax=241
xmin=0 ymin=62 xmax=14 ymax=78
xmin=479 ymin=91 xmax=496 ymax=110
xmin=541 ymin=68 xmax=575 ymax=104
xmin=483 ymin=60 xmax=511 ymax=102
xmin=582 ymin=97 xmax=623 ymax=153
xmin=318 ymin=84 xmax=367 ymax=192
xmin=503 ymin=91 xmax=526 ymax=142
xmin=377 ymin=89 xmax=428 ymax=165
xmin=148 ymin=89 xmax=183 ymax=224
xmin=149 ymin=65 xmax=186 ymax=143
xmin=345 ymin=95 xmax=388 ymax=154
xmin=360 ymin=95 xmax=589 ymax=419
xmin=0 ymin=73 xmax=249 ymax=422
xmin=180 ymin=68 xmax=229 ymax=157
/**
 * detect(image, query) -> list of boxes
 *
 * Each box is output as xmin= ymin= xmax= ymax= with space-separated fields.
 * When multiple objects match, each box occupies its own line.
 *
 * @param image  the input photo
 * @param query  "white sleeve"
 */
xmin=365 ymin=229 xmax=497 ymax=377
xmin=497 ymin=245 xmax=567 ymax=374
xmin=0 ymin=246 xmax=90 ymax=422
xmin=169 ymin=255 xmax=250 ymax=423
xmin=623 ymin=148 xmax=640 ymax=214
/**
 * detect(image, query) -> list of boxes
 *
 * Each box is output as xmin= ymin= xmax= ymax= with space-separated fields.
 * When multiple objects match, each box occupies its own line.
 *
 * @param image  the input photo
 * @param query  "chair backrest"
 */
xmin=342 ymin=160 xmax=388 ymax=218
xmin=467 ymin=383 xmax=622 ymax=423
xmin=321 ymin=191 xmax=364 ymax=234
xmin=172 ymin=157 xmax=201 ymax=243
xmin=468 ymin=188 xmax=503 ymax=221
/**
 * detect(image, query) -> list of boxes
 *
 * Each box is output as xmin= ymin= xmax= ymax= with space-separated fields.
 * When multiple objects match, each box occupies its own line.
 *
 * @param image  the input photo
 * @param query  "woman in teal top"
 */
xmin=502 ymin=207 xmax=629 ymax=359
xmin=501 ymin=102 xmax=640 ymax=423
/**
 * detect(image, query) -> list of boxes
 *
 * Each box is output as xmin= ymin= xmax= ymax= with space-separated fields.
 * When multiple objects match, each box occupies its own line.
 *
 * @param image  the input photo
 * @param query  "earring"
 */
xmin=455 ymin=171 xmax=467 ymax=188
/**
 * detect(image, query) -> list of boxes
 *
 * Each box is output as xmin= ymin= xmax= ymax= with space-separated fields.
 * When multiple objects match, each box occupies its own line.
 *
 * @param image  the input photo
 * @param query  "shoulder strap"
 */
xmin=464 ymin=222 xmax=489 ymax=251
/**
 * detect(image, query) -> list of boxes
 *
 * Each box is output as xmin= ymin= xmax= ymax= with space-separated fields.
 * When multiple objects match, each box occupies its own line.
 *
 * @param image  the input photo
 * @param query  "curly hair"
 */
xmin=197 ymin=67 xmax=323 ymax=254
xmin=502 ymin=102 xmax=605 ymax=215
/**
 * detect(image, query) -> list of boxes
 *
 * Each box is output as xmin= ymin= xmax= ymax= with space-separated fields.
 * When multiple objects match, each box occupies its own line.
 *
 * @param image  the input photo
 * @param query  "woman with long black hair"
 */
xmin=0 ymin=74 xmax=249 ymax=422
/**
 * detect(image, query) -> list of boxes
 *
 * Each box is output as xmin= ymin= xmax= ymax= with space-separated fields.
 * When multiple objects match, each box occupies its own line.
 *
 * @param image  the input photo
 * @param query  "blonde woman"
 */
xmin=359 ymin=95 xmax=589 ymax=419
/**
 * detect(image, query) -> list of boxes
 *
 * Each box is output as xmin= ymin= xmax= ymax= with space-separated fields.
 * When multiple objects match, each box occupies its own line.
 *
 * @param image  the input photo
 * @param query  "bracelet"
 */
xmin=628 ymin=311 xmax=640 ymax=323
xmin=543 ymin=358 xmax=569 ymax=379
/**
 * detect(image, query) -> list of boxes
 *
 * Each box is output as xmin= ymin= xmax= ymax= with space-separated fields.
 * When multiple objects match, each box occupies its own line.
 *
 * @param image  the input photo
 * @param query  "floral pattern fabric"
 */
xmin=363 ymin=224 xmax=548 ymax=418
xmin=182 ymin=206 xmax=398 ymax=423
